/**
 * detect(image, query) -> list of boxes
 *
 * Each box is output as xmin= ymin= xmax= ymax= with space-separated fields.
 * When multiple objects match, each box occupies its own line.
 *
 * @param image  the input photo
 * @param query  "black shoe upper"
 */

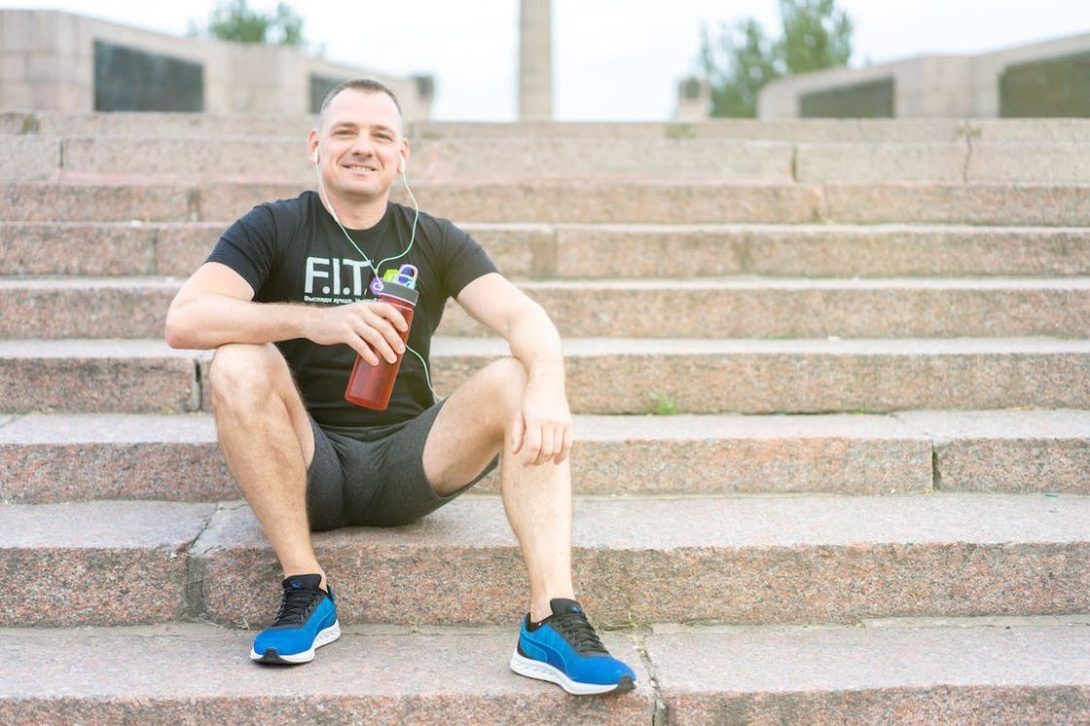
xmin=534 ymin=598 xmax=610 ymax=656
xmin=267 ymin=574 xmax=329 ymax=630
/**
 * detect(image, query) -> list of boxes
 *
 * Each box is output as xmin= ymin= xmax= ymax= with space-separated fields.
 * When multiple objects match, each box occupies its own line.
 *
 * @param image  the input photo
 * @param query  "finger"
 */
xmin=349 ymin=336 xmax=380 ymax=366
xmin=510 ymin=413 xmax=526 ymax=455
xmin=371 ymin=302 xmax=409 ymax=332
xmin=556 ymin=423 xmax=573 ymax=464
xmin=522 ymin=423 xmax=542 ymax=466
xmin=362 ymin=307 xmax=407 ymax=356
xmin=535 ymin=425 xmax=556 ymax=466
xmin=357 ymin=324 xmax=398 ymax=364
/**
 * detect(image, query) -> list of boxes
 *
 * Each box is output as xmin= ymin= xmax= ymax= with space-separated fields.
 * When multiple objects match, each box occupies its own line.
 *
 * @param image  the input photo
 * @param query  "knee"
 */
xmin=208 ymin=343 xmax=284 ymax=413
xmin=478 ymin=357 xmax=529 ymax=416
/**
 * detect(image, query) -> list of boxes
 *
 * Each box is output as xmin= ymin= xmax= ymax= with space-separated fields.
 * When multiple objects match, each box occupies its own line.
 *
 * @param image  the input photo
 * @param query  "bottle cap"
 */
xmin=369 ymin=278 xmax=419 ymax=306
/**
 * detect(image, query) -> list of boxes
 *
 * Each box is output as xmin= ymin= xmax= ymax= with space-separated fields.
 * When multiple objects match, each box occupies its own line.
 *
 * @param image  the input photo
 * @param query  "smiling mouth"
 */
xmin=344 ymin=164 xmax=378 ymax=174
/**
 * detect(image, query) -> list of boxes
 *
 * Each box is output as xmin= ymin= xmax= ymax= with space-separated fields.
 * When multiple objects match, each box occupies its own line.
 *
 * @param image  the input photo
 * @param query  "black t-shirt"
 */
xmin=205 ymin=191 xmax=498 ymax=431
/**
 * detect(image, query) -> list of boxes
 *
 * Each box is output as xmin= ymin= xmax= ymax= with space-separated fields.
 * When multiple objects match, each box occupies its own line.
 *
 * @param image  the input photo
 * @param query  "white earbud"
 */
xmin=311 ymin=150 xmax=319 ymax=165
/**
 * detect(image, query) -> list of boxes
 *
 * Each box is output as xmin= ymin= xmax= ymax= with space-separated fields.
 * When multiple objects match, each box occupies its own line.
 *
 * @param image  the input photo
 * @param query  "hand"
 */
xmin=510 ymin=376 xmax=573 ymax=467
xmin=307 ymin=301 xmax=408 ymax=365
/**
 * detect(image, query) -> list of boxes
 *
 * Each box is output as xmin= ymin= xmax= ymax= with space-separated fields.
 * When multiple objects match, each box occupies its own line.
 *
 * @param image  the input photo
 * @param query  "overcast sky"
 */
xmin=6 ymin=0 xmax=1090 ymax=119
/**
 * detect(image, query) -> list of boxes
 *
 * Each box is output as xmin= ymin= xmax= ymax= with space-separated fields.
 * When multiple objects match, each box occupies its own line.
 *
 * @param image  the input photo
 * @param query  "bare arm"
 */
xmin=164 ymin=262 xmax=408 ymax=365
xmin=456 ymin=272 xmax=571 ymax=465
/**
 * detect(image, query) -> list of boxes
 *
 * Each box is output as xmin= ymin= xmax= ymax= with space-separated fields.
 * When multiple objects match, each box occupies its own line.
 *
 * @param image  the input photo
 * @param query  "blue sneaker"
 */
xmin=250 ymin=574 xmax=340 ymax=665
xmin=510 ymin=598 xmax=636 ymax=695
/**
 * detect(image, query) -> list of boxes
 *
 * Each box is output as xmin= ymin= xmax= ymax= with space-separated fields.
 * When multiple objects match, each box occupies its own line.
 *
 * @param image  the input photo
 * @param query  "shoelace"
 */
xmin=272 ymin=587 xmax=324 ymax=627
xmin=549 ymin=611 xmax=610 ymax=656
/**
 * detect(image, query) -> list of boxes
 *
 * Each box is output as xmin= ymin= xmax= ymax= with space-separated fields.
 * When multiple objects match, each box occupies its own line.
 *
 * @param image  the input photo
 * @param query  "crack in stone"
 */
xmin=632 ymin=627 xmax=669 ymax=725
xmin=183 ymin=502 xmax=242 ymax=623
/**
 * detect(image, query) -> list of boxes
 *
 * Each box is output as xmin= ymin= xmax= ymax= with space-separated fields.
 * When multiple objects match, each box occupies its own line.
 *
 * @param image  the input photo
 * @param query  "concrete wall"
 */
xmin=0 ymin=10 xmax=432 ymax=118
xmin=759 ymin=31 xmax=1090 ymax=119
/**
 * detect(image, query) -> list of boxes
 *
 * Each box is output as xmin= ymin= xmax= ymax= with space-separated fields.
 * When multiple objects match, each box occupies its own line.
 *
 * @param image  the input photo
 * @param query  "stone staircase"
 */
xmin=1 ymin=111 xmax=1089 ymax=724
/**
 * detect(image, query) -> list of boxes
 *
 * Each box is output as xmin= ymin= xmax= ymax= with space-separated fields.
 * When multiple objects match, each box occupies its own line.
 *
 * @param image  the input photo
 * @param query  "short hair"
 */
xmin=318 ymin=79 xmax=403 ymax=124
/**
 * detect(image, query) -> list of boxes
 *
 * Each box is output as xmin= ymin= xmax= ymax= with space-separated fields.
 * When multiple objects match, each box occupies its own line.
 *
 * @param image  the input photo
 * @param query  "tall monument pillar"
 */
xmin=518 ymin=0 xmax=552 ymax=120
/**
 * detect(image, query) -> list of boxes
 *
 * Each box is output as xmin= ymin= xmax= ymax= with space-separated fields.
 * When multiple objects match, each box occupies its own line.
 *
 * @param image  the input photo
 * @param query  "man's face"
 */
xmin=309 ymin=89 xmax=408 ymax=203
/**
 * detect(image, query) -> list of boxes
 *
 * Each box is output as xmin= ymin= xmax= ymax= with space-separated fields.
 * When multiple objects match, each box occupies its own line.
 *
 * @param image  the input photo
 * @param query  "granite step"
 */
xmin=4 ymin=410 xmax=1088 ymax=505
xmin=44 ymin=136 xmax=800 ymax=183
xmin=2 ymin=619 xmax=1086 ymax=725
xmin=4 ymin=494 xmax=1088 ymax=627
xmin=5 ymin=221 xmax=1088 ymax=279
xmin=0 ymin=623 xmax=655 ymax=724
xmin=5 ymin=276 xmax=1090 ymax=340
xmin=9 ymin=135 xmax=1083 ymax=185
xmin=649 ymin=618 xmax=1090 ymax=724
xmin=2 ymin=337 xmax=1088 ymax=415
xmin=5 ymin=112 xmax=1088 ymax=142
xmin=4 ymin=180 xmax=1090 ymax=225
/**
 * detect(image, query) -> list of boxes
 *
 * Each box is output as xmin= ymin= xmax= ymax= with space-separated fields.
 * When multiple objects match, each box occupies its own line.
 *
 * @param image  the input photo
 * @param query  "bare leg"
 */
xmin=208 ymin=343 xmax=327 ymax=590
xmin=422 ymin=357 xmax=575 ymax=622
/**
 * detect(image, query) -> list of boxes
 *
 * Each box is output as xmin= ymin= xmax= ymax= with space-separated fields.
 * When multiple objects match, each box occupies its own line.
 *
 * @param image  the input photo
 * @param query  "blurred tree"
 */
xmin=192 ymin=0 xmax=306 ymax=47
xmin=697 ymin=0 xmax=854 ymax=117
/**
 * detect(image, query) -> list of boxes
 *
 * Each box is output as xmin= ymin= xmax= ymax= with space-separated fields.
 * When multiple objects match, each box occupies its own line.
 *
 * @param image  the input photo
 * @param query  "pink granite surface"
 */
xmin=649 ymin=621 xmax=1090 ymax=725
xmin=0 ymin=501 xmax=215 ymax=625
xmin=898 ymin=409 xmax=1090 ymax=494
xmin=0 ymin=339 xmax=199 ymax=414
xmin=0 ymin=624 xmax=652 ymax=725
xmin=0 ymin=182 xmax=192 ymax=222
xmin=0 ymin=413 xmax=233 ymax=503
xmin=0 ymin=222 xmax=157 ymax=275
xmin=195 ymin=494 xmax=1090 ymax=628
xmin=396 ymin=180 xmax=818 ymax=225
xmin=743 ymin=224 xmax=1090 ymax=278
xmin=439 ymin=277 xmax=1090 ymax=339
xmin=7 ymin=337 xmax=1090 ymax=416
xmin=0 ymin=278 xmax=177 ymax=338
xmin=16 ymin=275 xmax=1088 ymax=341
xmin=822 ymin=183 xmax=1090 ymax=226
xmin=797 ymin=143 xmax=968 ymax=184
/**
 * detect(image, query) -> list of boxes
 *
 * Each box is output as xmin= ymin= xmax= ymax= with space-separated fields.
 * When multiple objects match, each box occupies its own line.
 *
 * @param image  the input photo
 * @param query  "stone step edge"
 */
xmin=4 ymin=495 xmax=1089 ymax=629
xmin=7 ymin=409 xmax=1090 ymax=502
xmin=7 ymin=274 xmax=1090 ymax=290
xmin=1 ymin=619 xmax=1087 ymax=726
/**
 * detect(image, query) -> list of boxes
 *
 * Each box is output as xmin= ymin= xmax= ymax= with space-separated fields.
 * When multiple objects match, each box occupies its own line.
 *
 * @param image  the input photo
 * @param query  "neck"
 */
xmin=320 ymin=189 xmax=388 ymax=230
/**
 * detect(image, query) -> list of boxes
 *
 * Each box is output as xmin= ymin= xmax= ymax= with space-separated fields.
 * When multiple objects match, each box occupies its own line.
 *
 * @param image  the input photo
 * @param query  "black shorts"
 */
xmin=305 ymin=398 xmax=499 ymax=531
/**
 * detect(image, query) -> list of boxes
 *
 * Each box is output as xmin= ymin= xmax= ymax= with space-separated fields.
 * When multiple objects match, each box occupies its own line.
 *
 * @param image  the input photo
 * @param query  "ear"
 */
xmin=307 ymin=128 xmax=320 ymax=165
xmin=398 ymin=137 xmax=411 ymax=175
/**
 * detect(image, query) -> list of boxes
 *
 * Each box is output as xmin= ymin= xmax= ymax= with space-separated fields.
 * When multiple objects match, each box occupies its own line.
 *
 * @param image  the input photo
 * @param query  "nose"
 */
xmin=349 ymin=134 xmax=376 ymax=158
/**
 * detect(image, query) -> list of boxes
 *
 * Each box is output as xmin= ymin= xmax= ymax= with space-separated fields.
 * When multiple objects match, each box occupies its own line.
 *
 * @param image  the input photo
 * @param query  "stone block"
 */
xmin=0 ymin=501 xmax=215 ymax=625
xmin=796 ymin=143 xmax=967 ymax=183
xmin=0 ymin=339 xmax=199 ymax=414
xmin=970 ymin=143 xmax=1090 ymax=183
xmin=0 ymin=413 xmax=234 ymax=503
xmin=0 ymin=182 xmax=192 ymax=222
xmin=0 ymin=222 xmax=156 ymax=275
xmin=897 ymin=409 xmax=1090 ymax=494
xmin=649 ymin=622 xmax=1090 ymax=724
xmin=0 ymin=136 xmax=59 ymax=181
xmin=821 ymin=184 xmax=1090 ymax=226
xmin=0 ymin=624 xmax=654 ymax=724
xmin=194 ymin=494 xmax=1090 ymax=627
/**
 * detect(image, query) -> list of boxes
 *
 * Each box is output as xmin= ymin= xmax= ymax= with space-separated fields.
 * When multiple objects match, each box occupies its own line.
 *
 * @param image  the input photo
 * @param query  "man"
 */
xmin=164 ymin=78 xmax=636 ymax=696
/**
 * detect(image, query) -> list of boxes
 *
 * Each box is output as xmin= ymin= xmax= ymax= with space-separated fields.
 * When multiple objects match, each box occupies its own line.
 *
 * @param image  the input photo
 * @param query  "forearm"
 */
xmin=506 ymin=301 xmax=565 ymax=384
xmin=165 ymin=294 xmax=314 ymax=350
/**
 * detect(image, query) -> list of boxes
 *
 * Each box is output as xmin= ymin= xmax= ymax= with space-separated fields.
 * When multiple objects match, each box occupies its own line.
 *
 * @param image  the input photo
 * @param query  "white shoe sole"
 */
xmin=509 ymin=650 xmax=633 ymax=695
xmin=250 ymin=620 xmax=342 ymax=664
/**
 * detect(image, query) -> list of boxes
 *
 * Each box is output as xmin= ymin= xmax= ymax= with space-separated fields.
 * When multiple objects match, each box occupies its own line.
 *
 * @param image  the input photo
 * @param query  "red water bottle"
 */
xmin=344 ymin=269 xmax=419 ymax=410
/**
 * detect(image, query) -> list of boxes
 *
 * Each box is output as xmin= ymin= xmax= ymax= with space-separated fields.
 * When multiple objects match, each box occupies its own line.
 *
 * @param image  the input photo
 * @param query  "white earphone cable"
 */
xmin=314 ymin=145 xmax=440 ymax=400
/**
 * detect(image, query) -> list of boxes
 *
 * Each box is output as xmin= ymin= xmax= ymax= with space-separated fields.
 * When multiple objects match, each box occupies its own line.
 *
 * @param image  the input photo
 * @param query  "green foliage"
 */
xmin=648 ymin=391 xmax=679 ymax=416
xmin=197 ymin=0 xmax=306 ymax=47
xmin=697 ymin=0 xmax=854 ymax=118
